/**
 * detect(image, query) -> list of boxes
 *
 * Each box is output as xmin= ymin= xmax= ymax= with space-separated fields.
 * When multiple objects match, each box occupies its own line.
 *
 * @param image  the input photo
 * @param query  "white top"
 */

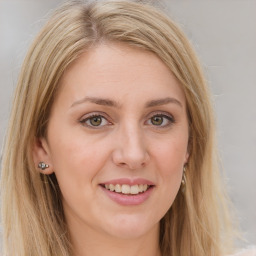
xmin=229 ymin=248 xmax=256 ymax=256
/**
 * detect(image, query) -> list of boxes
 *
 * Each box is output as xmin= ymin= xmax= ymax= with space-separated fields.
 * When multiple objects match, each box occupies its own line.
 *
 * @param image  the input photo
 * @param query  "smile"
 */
xmin=100 ymin=178 xmax=155 ymax=205
xmin=104 ymin=184 xmax=150 ymax=195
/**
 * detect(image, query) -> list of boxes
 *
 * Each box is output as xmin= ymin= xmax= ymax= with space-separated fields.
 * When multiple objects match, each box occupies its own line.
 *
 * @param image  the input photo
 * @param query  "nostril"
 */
xmin=116 ymin=161 xmax=147 ymax=170
xmin=112 ymin=146 xmax=150 ymax=170
xmin=117 ymin=162 xmax=127 ymax=168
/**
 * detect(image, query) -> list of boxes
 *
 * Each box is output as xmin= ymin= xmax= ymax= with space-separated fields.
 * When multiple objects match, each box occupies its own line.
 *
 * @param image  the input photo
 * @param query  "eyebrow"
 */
xmin=71 ymin=97 xmax=120 ymax=108
xmin=70 ymin=96 xmax=183 ymax=108
xmin=145 ymin=97 xmax=183 ymax=108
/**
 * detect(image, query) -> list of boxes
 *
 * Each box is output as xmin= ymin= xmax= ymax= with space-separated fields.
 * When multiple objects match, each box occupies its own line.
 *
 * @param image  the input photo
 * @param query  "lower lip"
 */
xmin=100 ymin=186 xmax=154 ymax=206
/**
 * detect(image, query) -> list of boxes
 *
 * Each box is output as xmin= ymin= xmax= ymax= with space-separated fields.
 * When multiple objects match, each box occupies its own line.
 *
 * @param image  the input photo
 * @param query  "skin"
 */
xmin=33 ymin=42 xmax=189 ymax=256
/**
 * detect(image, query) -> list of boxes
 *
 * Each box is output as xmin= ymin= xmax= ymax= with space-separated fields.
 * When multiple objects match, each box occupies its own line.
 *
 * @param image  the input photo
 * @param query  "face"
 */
xmin=34 ymin=43 xmax=189 ymax=240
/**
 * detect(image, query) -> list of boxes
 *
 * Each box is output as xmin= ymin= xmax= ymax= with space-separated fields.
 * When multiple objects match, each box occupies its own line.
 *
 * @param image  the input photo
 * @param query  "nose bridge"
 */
xmin=123 ymin=121 xmax=144 ymax=153
xmin=113 ymin=119 xmax=149 ymax=169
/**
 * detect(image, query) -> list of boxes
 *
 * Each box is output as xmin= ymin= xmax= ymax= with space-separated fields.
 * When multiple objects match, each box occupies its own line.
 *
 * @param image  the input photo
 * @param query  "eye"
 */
xmin=146 ymin=113 xmax=174 ymax=127
xmin=80 ymin=114 xmax=110 ymax=128
xmin=151 ymin=116 xmax=164 ymax=126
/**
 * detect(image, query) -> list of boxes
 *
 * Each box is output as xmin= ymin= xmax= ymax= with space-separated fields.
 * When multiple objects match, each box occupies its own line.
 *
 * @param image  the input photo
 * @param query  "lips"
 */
xmin=104 ymin=184 xmax=150 ymax=195
xmin=100 ymin=178 xmax=155 ymax=205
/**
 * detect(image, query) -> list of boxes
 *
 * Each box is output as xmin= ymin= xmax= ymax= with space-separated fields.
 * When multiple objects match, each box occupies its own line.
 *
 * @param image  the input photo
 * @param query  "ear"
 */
xmin=32 ymin=137 xmax=54 ymax=175
xmin=184 ymin=151 xmax=190 ymax=165
xmin=185 ymin=134 xmax=191 ymax=165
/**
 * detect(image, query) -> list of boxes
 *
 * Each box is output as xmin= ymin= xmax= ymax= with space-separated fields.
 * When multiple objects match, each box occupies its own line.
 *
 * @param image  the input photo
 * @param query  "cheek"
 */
xmin=49 ymin=137 xmax=110 ymax=212
xmin=145 ymin=138 xmax=186 ymax=220
xmin=150 ymin=135 xmax=187 ymax=195
xmin=48 ymin=130 xmax=110 ymax=188
xmin=151 ymin=135 xmax=188 ymax=170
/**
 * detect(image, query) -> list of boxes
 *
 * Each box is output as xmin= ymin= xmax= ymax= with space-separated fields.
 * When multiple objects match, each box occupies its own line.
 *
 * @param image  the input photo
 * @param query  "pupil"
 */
xmin=152 ymin=116 xmax=163 ymax=125
xmin=90 ymin=116 xmax=102 ymax=126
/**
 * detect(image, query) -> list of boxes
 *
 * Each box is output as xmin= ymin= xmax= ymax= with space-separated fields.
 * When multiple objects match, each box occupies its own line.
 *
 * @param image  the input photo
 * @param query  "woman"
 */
xmin=1 ymin=1 xmax=253 ymax=255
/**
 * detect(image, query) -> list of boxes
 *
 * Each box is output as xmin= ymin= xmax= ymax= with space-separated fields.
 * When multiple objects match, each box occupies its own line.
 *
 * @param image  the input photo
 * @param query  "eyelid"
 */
xmin=146 ymin=111 xmax=174 ymax=119
xmin=145 ymin=111 xmax=175 ymax=127
xmin=78 ymin=111 xmax=175 ymax=128
xmin=79 ymin=112 xmax=112 ymax=128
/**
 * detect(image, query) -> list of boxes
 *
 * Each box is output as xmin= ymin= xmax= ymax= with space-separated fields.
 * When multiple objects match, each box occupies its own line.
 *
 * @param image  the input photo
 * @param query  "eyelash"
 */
xmin=79 ymin=112 xmax=175 ymax=129
xmin=79 ymin=113 xmax=111 ymax=128
xmin=146 ymin=112 xmax=175 ymax=128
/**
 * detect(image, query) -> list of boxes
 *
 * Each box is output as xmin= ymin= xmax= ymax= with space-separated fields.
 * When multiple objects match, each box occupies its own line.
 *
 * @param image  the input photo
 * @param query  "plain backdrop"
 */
xmin=0 ymin=0 xmax=255 ymax=246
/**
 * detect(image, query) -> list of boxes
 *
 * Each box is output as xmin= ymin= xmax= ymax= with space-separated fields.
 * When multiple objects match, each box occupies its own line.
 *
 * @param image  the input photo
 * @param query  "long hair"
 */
xmin=1 ymin=1 xmax=234 ymax=255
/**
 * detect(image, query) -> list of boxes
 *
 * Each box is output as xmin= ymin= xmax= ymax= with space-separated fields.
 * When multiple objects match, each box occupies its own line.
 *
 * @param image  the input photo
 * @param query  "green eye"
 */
xmin=89 ymin=116 xmax=102 ymax=126
xmin=146 ymin=113 xmax=175 ymax=128
xmin=80 ymin=114 xmax=110 ymax=128
xmin=151 ymin=116 xmax=163 ymax=125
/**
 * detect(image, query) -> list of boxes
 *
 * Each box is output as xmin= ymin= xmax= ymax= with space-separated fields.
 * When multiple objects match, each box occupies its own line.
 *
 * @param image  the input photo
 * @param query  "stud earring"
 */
xmin=181 ymin=165 xmax=187 ymax=193
xmin=38 ymin=162 xmax=49 ymax=170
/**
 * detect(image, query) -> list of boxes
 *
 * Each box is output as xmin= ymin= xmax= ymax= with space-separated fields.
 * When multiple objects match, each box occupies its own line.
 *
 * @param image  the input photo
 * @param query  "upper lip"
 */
xmin=100 ymin=178 xmax=155 ymax=186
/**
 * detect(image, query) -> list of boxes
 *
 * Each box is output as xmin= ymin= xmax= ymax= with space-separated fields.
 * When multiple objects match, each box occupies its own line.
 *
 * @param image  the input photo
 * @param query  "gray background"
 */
xmin=0 ymin=0 xmax=255 ymax=246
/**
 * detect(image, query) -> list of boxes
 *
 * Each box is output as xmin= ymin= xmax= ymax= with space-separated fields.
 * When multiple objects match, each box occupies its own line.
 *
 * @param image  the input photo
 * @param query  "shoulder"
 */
xmin=227 ymin=247 xmax=256 ymax=256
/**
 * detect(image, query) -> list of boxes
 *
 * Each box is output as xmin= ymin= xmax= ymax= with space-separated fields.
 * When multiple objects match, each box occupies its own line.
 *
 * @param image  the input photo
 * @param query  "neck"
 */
xmin=68 ymin=219 xmax=161 ymax=256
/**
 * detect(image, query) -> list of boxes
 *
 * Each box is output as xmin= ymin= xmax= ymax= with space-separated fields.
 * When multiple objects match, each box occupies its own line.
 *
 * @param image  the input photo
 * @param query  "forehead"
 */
xmin=56 ymin=42 xmax=186 ymax=108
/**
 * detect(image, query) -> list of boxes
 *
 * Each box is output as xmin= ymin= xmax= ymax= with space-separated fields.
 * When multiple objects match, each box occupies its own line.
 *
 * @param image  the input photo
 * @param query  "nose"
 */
xmin=112 ymin=123 xmax=150 ymax=170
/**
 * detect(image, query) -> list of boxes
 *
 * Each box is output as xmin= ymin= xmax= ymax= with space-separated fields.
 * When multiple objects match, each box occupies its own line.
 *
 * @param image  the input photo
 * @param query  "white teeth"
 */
xmin=121 ymin=184 xmax=130 ymax=194
xmin=130 ymin=185 xmax=139 ymax=194
xmin=109 ymin=184 xmax=115 ymax=192
xmin=115 ymin=184 xmax=122 ymax=193
xmin=104 ymin=184 xmax=149 ymax=195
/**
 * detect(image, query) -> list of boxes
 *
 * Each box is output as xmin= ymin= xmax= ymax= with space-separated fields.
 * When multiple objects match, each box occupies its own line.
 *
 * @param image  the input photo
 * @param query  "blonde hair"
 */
xmin=1 ymin=1 xmax=235 ymax=255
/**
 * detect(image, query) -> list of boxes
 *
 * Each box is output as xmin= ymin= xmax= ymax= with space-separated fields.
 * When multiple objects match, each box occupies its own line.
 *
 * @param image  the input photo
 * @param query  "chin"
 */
xmin=104 ymin=213 xmax=159 ymax=239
